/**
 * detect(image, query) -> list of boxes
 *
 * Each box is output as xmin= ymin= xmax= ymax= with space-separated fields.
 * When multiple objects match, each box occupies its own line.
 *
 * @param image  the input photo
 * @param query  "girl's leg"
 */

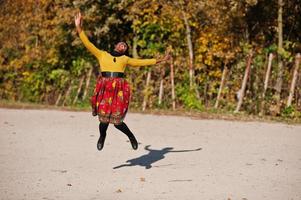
xmin=97 ymin=122 xmax=109 ymax=151
xmin=114 ymin=122 xmax=138 ymax=150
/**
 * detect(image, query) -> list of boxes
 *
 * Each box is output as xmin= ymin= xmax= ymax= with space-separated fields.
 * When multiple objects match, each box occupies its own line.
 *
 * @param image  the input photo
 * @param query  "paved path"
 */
xmin=0 ymin=108 xmax=301 ymax=200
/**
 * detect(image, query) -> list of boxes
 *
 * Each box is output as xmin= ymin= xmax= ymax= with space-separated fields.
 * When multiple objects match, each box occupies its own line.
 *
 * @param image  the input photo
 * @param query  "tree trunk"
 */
xmin=73 ymin=75 xmax=85 ymax=104
xmin=287 ymin=53 xmax=301 ymax=107
xmin=183 ymin=12 xmax=194 ymax=88
xmin=132 ymin=35 xmax=139 ymax=58
xmin=158 ymin=67 xmax=165 ymax=105
xmin=203 ymin=66 xmax=209 ymax=106
xmin=234 ymin=50 xmax=253 ymax=113
xmin=260 ymin=53 xmax=274 ymax=114
xmin=142 ymin=70 xmax=152 ymax=111
xmin=214 ymin=64 xmax=228 ymax=108
xmin=83 ymin=67 xmax=93 ymax=100
xmin=182 ymin=11 xmax=200 ymax=99
xmin=274 ymin=0 xmax=284 ymax=111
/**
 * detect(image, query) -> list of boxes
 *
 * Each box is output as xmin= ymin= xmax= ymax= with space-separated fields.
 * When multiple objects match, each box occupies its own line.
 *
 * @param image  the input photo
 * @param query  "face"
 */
xmin=114 ymin=42 xmax=128 ymax=54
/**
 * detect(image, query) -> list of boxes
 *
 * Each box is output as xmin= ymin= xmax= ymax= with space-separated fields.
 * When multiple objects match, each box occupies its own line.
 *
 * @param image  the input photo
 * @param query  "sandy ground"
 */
xmin=0 ymin=108 xmax=301 ymax=200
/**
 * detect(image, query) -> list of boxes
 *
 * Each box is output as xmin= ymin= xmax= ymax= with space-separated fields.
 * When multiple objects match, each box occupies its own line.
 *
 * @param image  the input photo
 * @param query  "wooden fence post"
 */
xmin=55 ymin=92 xmax=62 ymax=106
xmin=73 ymin=75 xmax=85 ymax=104
xmin=83 ymin=67 xmax=93 ymax=100
xmin=142 ymin=69 xmax=152 ymax=111
xmin=234 ymin=50 xmax=253 ymax=113
xmin=170 ymin=57 xmax=176 ymax=110
xmin=63 ymin=80 xmax=74 ymax=106
xmin=260 ymin=53 xmax=274 ymax=114
xmin=287 ymin=53 xmax=301 ymax=107
xmin=214 ymin=63 xmax=228 ymax=108
xmin=158 ymin=66 xmax=165 ymax=105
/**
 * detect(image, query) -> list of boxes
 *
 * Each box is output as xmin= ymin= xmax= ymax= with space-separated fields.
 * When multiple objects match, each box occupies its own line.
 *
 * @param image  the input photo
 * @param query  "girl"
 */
xmin=74 ymin=12 xmax=170 ymax=151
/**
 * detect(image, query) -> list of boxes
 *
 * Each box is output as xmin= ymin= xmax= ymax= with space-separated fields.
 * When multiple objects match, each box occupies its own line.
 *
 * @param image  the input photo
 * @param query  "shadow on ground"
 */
xmin=113 ymin=145 xmax=202 ymax=169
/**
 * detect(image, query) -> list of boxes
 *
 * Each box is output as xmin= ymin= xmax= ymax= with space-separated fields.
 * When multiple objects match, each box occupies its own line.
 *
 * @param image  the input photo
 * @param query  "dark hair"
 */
xmin=111 ymin=41 xmax=129 ymax=57
xmin=117 ymin=41 xmax=129 ymax=56
xmin=124 ymin=42 xmax=129 ymax=56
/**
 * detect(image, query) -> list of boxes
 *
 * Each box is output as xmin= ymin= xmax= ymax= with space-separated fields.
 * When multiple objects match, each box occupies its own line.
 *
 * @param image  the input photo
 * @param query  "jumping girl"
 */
xmin=74 ymin=12 xmax=170 ymax=151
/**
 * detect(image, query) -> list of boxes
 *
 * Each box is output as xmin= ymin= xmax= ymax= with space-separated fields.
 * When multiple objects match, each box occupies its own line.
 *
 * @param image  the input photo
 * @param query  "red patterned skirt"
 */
xmin=91 ymin=76 xmax=131 ymax=124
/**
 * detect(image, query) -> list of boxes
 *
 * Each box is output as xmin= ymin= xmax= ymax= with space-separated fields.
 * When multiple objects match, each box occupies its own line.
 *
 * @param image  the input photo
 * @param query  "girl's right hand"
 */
xmin=74 ymin=12 xmax=82 ymax=28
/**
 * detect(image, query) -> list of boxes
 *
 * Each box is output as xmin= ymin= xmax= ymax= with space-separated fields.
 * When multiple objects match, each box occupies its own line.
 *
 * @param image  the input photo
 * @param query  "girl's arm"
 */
xmin=127 ymin=50 xmax=171 ymax=67
xmin=75 ymin=12 xmax=103 ymax=58
xmin=127 ymin=57 xmax=157 ymax=67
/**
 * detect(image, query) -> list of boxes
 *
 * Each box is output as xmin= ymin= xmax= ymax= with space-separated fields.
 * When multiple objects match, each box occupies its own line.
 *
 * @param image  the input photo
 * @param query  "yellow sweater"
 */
xmin=79 ymin=31 xmax=157 ymax=72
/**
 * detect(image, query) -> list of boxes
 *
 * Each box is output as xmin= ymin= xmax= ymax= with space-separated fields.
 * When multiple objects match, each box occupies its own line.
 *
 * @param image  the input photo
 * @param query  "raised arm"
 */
xmin=75 ymin=12 xmax=103 ymax=58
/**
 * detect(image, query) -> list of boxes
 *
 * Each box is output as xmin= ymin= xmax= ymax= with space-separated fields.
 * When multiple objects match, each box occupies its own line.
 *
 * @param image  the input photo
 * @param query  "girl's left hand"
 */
xmin=156 ymin=50 xmax=171 ymax=64
xmin=163 ymin=50 xmax=171 ymax=61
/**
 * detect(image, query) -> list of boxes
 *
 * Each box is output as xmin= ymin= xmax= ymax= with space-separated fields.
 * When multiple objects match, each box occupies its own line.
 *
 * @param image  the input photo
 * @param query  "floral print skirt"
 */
xmin=91 ymin=76 xmax=130 ymax=124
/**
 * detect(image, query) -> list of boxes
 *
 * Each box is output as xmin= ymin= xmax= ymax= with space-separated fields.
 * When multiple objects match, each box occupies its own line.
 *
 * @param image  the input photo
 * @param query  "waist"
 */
xmin=101 ymin=71 xmax=125 ymax=78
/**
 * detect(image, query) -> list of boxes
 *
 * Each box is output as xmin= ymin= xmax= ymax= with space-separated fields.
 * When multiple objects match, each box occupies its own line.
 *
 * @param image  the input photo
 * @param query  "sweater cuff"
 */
xmin=152 ymin=59 xmax=157 ymax=65
xmin=79 ymin=30 xmax=85 ymax=39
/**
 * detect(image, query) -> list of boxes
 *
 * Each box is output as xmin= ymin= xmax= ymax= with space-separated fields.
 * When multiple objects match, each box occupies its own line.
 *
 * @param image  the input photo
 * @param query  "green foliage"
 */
xmin=136 ymin=23 xmax=169 ymax=55
xmin=264 ymin=44 xmax=278 ymax=54
xmin=20 ymin=70 xmax=46 ymax=102
xmin=48 ymin=69 xmax=70 ymax=89
xmin=176 ymin=73 xmax=204 ymax=110
xmin=281 ymin=106 xmax=299 ymax=118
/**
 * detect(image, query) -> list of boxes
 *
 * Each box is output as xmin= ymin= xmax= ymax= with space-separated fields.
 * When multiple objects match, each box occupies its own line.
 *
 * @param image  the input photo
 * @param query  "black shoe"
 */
xmin=92 ymin=109 xmax=97 ymax=116
xmin=129 ymin=137 xmax=138 ymax=150
xmin=97 ymin=136 xmax=105 ymax=151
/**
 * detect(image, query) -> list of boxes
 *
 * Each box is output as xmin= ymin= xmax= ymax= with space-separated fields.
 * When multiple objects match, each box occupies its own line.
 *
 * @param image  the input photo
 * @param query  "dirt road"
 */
xmin=0 ymin=108 xmax=301 ymax=200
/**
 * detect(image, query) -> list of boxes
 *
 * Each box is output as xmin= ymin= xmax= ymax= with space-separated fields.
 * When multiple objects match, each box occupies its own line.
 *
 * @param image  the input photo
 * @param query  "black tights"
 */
xmin=99 ymin=122 xmax=137 ymax=143
xmin=98 ymin=122 xmax=109 ymax=143
xmin=114 ymin=122 xmax=136 ymax=139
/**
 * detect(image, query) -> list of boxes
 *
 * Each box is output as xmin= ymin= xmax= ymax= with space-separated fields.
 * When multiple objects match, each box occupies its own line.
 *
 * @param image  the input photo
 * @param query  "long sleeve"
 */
xmin=127 ymin=57 xmax=157 ymax=67
xmin=79 ymin=31 xmax=103 ymax=58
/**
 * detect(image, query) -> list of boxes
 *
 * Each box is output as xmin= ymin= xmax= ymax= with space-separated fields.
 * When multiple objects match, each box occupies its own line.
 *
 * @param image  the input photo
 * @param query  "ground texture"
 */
xmin=0 ymin=108 xmax=301 ymax=200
